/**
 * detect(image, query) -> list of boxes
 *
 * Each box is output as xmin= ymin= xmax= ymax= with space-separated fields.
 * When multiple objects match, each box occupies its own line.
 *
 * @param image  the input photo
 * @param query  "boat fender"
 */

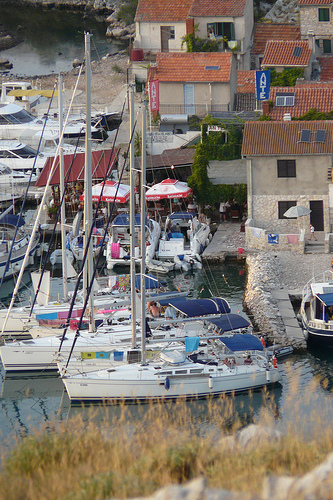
xmin=205 ymin=238 xmax=209 ymax=247
xmin=208 ymin=375 xmax=213 ymax=389
xmin=165 ymin=377 xmax=170 ymax=391
xmin=195 ymin=253 xmax=201 ymax=262
xmin=272 ymin=355 xmax=278 ymax=368
xmin=266 ymin=369 xmax=271 ymax=382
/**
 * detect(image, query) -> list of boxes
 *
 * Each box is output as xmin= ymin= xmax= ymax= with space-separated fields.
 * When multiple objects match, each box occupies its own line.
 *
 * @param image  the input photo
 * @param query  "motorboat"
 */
xmin=0 ymin=212 xmax=40 ymax=281
xmin=0 ymin=102 xmax=107 ymax=145
xmin=0 ymin=81 xmax=43 ymax=109
xmin=148 ymin=211 xmax=211 ymax=272
xmin=300 ymin=270 xmax=333 ymax=347
xmin=105 ymin=213 xmax=161 ymax=270
xmin=61 ymin=333 xmax=281 ymax=402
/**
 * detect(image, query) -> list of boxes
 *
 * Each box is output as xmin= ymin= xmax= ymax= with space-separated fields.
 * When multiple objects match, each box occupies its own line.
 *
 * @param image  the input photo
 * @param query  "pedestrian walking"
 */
xmin=309 ymin=224 xmax=317 ymax=241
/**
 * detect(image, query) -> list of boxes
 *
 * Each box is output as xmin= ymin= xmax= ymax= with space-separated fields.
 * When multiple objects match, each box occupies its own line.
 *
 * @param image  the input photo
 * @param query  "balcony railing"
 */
xmin=159 ymin=103 xmax=229 ymax=117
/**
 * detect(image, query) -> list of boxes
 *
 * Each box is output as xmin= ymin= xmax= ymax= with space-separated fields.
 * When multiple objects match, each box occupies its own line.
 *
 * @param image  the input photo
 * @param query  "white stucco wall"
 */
xmin=134 ymin=21 xmax=187 ymax=53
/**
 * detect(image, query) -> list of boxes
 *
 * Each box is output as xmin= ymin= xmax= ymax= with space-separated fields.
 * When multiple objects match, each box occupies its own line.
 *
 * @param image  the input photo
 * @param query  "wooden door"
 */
xmin=310 ymin=200 xmax=324 ymax=231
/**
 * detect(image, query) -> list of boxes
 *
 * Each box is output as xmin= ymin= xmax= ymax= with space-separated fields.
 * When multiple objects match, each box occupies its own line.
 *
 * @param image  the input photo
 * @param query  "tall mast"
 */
xmin=83 ymin=32 xmax=94 ymax=332
xmin=59 ymin=73 xmax=68 ymax=298
xmin=140 ymin=98 xmax=147 ymax=364
xmin=129 ymin=84 xmax=137 ymax=349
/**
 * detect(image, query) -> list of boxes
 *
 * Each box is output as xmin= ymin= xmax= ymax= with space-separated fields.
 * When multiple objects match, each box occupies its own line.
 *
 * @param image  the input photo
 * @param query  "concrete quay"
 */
xmin=203 ymin=221 xmax=307 ymax=350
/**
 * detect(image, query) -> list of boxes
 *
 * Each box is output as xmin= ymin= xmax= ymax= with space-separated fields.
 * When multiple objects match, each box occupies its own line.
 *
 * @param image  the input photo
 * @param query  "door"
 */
xmin=310 ymin=200 xmax=324 ymax=231
xmin=184 ymin=84 xmax=195 ymax=115
xmin=161 ymin=26 xmax=170 ymax=52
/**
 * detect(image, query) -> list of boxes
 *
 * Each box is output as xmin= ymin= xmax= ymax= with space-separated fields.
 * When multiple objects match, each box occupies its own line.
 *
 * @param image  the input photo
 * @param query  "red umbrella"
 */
xmin=145 ymin=179 xmax=192 ymax=201
xmin=80 ymin=180 xmax=130 ymax=204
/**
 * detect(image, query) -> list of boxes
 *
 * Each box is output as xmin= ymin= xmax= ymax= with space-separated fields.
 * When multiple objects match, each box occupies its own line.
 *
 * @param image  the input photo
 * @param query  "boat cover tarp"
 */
xmin=316 ymin=293 xmax=333 ymax=306
xmin=169 ymin=211 xmax=194 ymax=221
xmin=134 ymin=275 xmax=161 ymax=290
xmin=0 ymin=213 xmax=25 ymax=227
xmin=113 ymin=213 xmax=148 ymax=226
xmin=168 ymin=297 xmax=230 ymax=316
xmin=208 ymin=314 xmax=250 ymax=332
xmin=218 ymin=333 xmax=263 ymax=352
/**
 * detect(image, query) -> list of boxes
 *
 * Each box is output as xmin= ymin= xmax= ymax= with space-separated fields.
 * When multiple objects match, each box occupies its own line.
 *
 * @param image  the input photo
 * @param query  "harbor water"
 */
xmin=0 ymin=260 xmax=332 ymax=452
xmin=0 ymin=4 xmax=126 ymax=77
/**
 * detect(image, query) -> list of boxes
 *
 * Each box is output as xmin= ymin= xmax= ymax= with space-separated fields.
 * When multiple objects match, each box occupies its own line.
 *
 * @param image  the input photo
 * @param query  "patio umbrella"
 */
xmin=79 ymin=180 xmax=130 ymax=204
xmin=283 ymin=205 xmax=311 ymax=235
xmin=283 ymin=205 xmax=311 ymax=218
xmin=146 ymin=178 xmax=193 ymax=212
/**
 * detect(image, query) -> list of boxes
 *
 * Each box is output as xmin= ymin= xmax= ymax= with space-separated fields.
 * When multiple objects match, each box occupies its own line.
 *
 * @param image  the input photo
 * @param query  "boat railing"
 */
xmin=302 ymin=270 xmax=333 ymax=298
xmin=308 ymin=319 xmax=333 ymax=330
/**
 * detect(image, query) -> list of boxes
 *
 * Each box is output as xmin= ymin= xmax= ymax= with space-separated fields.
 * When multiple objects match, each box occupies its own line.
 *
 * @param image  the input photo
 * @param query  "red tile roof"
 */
xmin=189 ymin=0 xmax=247 ymax=17
xmin=298 ymin=0 xmax=333 ymax=5
xmin=261 ymin=40 xmax=311 ymax=67
xmin=268 ymin=86 xmax=333 ymax=119
xmin=242 ymin=121 xmax=333 ymax=156
xmin=318 ymin=56 xmax=333 ymax=81
xmin=252 ymin=23 xmax=301 ymax=55
xmin=237 ymin=70 xmax=256 ymax=93
xmin=136 ymin=148 xmax=195 ymax=171
xmin=296 ymin=80 xmax=333 ymax=87
xmin=135 ymin=0 xmax=193 ymax=22
xmin=149 ymin=52 xmax=232 ymax=82
xmin=35 ymin=150 xmax=119 ymax=187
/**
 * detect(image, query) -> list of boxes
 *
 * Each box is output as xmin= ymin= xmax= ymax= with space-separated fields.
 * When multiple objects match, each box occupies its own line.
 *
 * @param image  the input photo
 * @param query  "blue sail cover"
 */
xmin=168 ymin=297 xmax=230 ymax=316
xmin=0 ymin=213 xmax=25 ymax=227
xmin=317 ymin=293 xmax=333 ymax=306
xmin=209 ymin=314 xmax=250 ymax=332
xmin=219 ymin=334 xmax=263 ymax=352
xmin=169 ymin=211 xmax=194 ymax=221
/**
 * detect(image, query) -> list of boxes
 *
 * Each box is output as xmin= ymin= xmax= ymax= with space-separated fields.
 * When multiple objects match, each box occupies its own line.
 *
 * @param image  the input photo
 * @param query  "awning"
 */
xmin=209 ymin=314 xmax=250 ymax=333
xmin=168 ymin=297 xmax=230 ymax=317
xmin=218 ymin=334 xmax=263 ymax=352
xmin=34 ymin=149 xmax=119 ymax=186
xmin=316 ymin=293 xmax=333 ymax=306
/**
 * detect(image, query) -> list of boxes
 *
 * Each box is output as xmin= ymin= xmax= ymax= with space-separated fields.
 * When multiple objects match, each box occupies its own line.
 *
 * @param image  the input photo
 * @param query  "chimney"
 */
xmin=307 ymin=30 xmax=315 ymax=54
xmin=186 ymin=18 xmax=194 ymax=35
xmin=262 ymin=100 xmax=270 ymax=115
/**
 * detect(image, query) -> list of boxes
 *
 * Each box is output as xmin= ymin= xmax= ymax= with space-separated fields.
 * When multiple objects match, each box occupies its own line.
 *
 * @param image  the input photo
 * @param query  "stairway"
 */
xmin=304 ymin=240 xmax=326 ymax=254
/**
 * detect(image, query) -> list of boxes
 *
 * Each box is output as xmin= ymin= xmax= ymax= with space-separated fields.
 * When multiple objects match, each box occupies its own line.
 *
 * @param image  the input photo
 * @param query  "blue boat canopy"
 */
xmin=113 ymin=213 xmax=148 ymax=226
xmin=317 ymin=293 xmax=333 ymax=306
xmin=0 ymin=213 xmax=25 ymax=227
xmin=168 ymin=297 xmax=230 ymax=316
xmin=134 ymin=274 xmax=162 ymax=290
xmin=169 ymin=211 xmax=194 ymax=221
xmin=219 ymin=334 xmax=263 ymax=352
xmin=209 ymin=314 xmax=250 ymax=332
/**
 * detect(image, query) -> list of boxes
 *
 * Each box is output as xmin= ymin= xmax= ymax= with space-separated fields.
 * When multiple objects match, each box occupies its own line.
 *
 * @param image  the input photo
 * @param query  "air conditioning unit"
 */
xmin=283 ymin=113 xmax=291 ymax=121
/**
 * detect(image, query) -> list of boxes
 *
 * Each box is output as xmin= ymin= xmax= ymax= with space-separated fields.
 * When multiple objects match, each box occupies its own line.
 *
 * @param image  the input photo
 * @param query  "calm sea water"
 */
xmin=0 ymin=4 xmax=127 ymax=77
xmin=0 ymin=261 xmax=332 ymax=450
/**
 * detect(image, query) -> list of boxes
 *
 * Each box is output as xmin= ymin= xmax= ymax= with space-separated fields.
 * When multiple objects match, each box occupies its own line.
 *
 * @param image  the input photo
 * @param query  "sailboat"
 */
xmin=61 ymin=94 xmax=281 ymax=402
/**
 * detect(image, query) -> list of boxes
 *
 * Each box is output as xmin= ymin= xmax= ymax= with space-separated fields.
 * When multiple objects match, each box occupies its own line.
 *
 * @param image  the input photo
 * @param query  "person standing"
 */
xmin=309 ymin=224 xmax=317 ymax=241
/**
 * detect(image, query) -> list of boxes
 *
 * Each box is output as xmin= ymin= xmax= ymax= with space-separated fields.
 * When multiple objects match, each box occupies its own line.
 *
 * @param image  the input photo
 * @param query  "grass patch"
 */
xmin=112 ymin=63 xmax=123 ymax=74
xmin=0 ymin=384 xmax=332 ymax=500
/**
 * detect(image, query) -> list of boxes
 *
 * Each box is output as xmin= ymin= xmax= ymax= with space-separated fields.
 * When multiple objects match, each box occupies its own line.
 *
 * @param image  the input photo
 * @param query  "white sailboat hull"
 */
xmin=63 ymin=361 xmax=281 ymax=402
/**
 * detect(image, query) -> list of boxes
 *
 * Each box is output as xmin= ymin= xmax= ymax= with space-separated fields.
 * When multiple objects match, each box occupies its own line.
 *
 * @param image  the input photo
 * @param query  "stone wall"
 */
xmin=300 ymin=5 xmax=333 ymax=37
xmin=245 ymin=219 xmax=306 ymax=253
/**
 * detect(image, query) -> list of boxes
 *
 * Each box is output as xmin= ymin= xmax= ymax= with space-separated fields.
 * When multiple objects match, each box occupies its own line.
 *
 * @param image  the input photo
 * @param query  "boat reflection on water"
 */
xmin=307 ymin=346 xmax=333 ymax=392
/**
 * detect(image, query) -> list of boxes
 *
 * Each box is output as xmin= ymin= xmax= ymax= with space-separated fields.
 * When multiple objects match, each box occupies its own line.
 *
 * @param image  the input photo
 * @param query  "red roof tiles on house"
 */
xmin=189 ymin=0 xmax=247 ymax=17
xmin=237 ymin=70 xmax=256 ymax=93
xmin=135 ymin=0 xmax=193 ymax=23
xmin=268 ymin=86 xmax=333 ymax=119
xmin=318 ymin=56 xmax=333 ymax=81
xmin=242 ymin=121 xmax=333 ymax=156
xmin=149 ymin=52 xmax=232 ymax=82
xmin=252 ymin=23 xmax=301 ymax=55
xmin=261 ymin=40 xmax=311 ymax=67
xmin=298 ymin=0 xmax=333 ymax=5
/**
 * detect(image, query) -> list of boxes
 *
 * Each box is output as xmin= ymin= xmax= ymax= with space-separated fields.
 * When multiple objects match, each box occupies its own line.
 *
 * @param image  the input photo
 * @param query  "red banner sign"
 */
xmin=149 ymin=79 xmax=159 ymax=113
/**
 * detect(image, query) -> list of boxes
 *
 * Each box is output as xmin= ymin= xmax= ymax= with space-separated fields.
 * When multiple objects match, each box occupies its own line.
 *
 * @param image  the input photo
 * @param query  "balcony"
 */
xmin=159 ymin=103 xmax=229 ymax=118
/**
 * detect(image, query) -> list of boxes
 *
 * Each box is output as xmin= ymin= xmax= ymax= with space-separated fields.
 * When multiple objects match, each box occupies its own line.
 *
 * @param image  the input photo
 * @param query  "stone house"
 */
xmin=299 ymin=0 xmax=333 ymax=56
xmin=251 ymin=22 xmax=301 ymax=70
xmin=241 ymin=120 xmax=333 ymax=244
xmin=132 ymin=0 xmax=253 ymax=70
xmin=261 ymin=39 xmax=316 ymax=80
xmin=147 ymin=51 xmax=237 ymax=117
